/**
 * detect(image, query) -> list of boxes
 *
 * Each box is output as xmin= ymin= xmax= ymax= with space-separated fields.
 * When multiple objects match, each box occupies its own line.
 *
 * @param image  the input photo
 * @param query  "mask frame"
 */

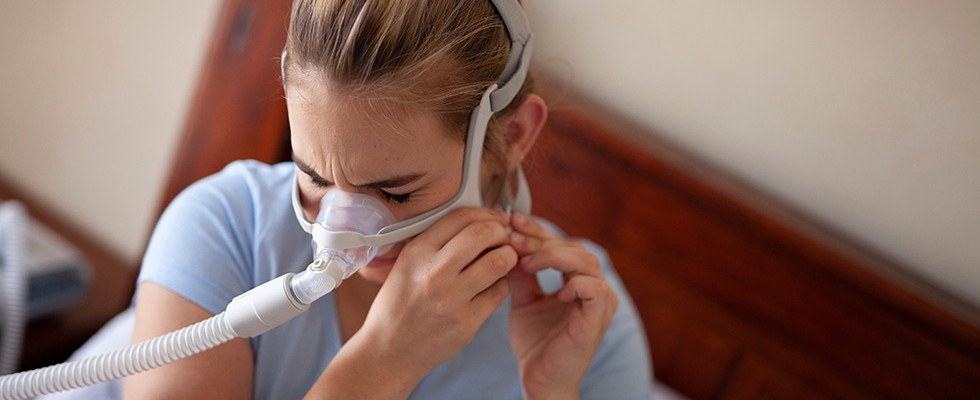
xmin=289 ymin=0 xmax=534 ymax=250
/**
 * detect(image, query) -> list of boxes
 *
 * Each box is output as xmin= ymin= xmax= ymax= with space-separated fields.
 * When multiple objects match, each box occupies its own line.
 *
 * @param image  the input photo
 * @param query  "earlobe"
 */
xmin=505 ymin=93 xmax=549 ymax=168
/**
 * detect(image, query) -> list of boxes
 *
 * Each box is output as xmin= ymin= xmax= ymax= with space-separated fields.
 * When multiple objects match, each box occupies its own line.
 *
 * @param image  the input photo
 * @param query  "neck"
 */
xmin=338 ymin=273 xmax=382 ymax=304
xmin=334 ymin=273 xmax=381 ymax=343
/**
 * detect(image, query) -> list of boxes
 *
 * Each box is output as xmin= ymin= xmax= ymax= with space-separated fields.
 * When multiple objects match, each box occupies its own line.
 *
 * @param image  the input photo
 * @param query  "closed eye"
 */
xmin=293 ymin=154 xmax=418 ymax=204
xmin=309 ymin=174 xmax=410 ymax=203
xmin=308 ymin=175 xmax=333 ymax=188
xmin=378 ymin=190 xmax=411 ymax=204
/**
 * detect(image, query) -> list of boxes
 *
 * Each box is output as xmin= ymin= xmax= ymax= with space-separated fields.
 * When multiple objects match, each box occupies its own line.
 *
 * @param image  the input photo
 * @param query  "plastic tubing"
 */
xmin=0 ymin=201 xmax=28 ymax=376
xmin=0 ymin=312 xmax=233 ymax=399
xmin=0 ymin=256 xmax=349 ymax=400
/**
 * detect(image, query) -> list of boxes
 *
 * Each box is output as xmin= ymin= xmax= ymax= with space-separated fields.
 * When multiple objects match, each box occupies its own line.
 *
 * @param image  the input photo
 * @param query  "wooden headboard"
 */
xmin=160 ymin=1 xmax=980 ymax=398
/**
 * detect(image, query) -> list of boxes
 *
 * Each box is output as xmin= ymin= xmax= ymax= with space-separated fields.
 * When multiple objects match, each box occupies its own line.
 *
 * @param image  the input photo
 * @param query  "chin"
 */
xmin=356 ymin=253 xmax=397 ymax=284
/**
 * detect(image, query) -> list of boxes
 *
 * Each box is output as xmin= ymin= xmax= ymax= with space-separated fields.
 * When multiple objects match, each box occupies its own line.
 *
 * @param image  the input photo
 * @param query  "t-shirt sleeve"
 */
xmin=578 ymin=239 xmax=654 ymax=400
xmin=137 ymin=166 xmax=256 ymax=315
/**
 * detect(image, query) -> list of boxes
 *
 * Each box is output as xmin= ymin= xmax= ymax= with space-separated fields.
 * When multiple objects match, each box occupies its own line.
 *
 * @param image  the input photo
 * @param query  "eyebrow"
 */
xmin=292 ymin=153 xmax=425 ymax=190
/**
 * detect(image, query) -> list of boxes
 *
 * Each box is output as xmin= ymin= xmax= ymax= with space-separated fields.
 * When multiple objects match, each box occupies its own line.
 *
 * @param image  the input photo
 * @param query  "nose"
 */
xmin=316 ymin=188 xmax=398 ymax=235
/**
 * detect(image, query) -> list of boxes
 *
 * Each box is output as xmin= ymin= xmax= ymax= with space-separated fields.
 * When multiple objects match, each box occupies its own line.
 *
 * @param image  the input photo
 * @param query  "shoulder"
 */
xmin=175 ymin=160 xmax=294 ymax=206
xmin=159 ymin=160 xmax=294 ymax=230
xmin=149 ymin=159 xmax=300 ymax=254
xmin=139 ymin=160 xmax=300 ymax=313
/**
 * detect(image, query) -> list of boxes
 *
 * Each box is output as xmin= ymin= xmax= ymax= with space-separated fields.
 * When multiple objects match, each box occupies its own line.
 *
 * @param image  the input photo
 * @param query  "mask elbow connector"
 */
xmin=225 ymin=255 xmax=352 ymax=338
xmin=290 ymin=256 xmax=348 ymax=306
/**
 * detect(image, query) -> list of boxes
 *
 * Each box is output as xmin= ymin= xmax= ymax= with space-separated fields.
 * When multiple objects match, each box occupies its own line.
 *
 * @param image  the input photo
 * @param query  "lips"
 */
xmin=366 ymin=257 xmax=396 ymax=268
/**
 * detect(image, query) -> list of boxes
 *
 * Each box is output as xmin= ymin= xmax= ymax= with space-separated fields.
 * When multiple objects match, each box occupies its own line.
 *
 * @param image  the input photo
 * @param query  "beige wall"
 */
xmin=525 ymin=1 xmax=980 ymax=307
xmin=0 ymin=1 xmax=977 ymax=308
xmin=0 ymin=1 xmax=221 ymax=263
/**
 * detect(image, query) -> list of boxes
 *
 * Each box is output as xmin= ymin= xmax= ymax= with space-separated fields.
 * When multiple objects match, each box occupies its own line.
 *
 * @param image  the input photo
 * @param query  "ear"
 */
xmin=503 ymin=93 xmax=548 ymax=169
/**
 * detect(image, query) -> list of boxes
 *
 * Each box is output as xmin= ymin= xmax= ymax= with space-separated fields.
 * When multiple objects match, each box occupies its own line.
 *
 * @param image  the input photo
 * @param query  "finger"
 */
xmin=414 ymin=207 xmax=507 ymax=250
xmin=460 ymin=244 xmax=518 ymax=293
xmin=470 ymin=276 xmax=511 ymax=318
xmin=519 ymin=245 xmax=603 ymax=278
xmin=507 ymin=264 xmax=544 ymax=307
xmin=509 ymin=230 xmax=544 ymax=257
xmin=556 ymin=275 xmax=616 ymax=320
xmin=510 ymin=212 xmax=559 ymax=241
xmin=438 ymin=218 xmax=510 ymax=274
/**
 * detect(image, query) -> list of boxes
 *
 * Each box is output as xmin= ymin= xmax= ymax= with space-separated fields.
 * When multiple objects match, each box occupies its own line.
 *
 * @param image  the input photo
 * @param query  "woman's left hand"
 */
xmin=507 ymin=213 xmax=619 ymax=400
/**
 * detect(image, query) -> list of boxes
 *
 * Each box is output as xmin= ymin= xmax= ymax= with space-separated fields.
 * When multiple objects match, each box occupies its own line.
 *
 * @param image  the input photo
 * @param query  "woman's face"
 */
xmin=287 ymin=80 xmax=468 ymax=284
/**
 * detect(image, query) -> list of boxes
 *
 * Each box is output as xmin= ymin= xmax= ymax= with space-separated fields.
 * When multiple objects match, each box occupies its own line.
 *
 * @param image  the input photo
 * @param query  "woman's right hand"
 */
xmin=308 ymin=208 xmax=517 ymax=399
xmin=368 ymin=207 xmax=517 ymax=367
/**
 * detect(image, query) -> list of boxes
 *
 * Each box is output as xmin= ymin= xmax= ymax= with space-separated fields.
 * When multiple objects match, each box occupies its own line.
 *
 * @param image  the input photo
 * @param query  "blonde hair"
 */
xmin=283 ymin=0 xmax=533 ymax=168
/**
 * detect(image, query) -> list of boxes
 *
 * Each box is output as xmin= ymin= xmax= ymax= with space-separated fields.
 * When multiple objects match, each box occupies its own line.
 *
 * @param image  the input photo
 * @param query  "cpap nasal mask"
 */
xmin=288 ymin=189 xmax=398 ymax=303
xmin=0 ymin=1 xmax=533 ymax=398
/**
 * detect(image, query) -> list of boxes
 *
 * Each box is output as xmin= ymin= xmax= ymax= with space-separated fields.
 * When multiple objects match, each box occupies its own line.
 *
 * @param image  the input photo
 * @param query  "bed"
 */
xmin=154 ymin=1 xmax=980 ymax=398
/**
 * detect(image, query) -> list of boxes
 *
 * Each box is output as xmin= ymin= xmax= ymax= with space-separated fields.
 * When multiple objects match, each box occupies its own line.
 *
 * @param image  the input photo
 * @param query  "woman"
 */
xmin=124 ymin=0 xmax=651 ymax=398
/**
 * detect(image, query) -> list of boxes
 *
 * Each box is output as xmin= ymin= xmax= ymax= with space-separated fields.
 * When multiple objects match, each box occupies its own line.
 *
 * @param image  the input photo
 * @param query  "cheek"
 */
xmin=479 ymin=160 xmax=508 ymax=206
xmin=386 ymin=174 xmax=464 ymax=222
xmin=297 ymin=181 xmax=327 ymax=220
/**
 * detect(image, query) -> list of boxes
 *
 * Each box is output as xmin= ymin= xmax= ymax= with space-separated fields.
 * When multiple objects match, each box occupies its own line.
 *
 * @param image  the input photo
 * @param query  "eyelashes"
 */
xmin=378 ymin=190 xmax=411 ymax=204
xmin=308 ymin=176 xmax=332 ymax=188
xmin=308 ymin=176 xmax=412 ymax=204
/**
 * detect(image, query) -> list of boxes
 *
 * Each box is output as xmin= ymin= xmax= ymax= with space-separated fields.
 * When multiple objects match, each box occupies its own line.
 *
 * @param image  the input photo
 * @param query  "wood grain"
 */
xmin=528 ymin=104 xmax=980 ymax=399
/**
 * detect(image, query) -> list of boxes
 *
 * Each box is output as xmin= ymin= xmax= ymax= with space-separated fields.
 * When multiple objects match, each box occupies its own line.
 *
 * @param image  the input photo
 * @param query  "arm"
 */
xmin=124 ymin=282 xmax=254 ymax=399
xmin=303 ymin=329 xmax=428 ymax=400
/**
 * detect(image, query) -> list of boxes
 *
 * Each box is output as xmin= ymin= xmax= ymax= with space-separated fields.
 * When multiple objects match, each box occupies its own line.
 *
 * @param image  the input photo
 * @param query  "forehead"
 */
xmin=287 ymin=76 xmax=456 ymax=135
xmin=285 ymin=79 xmax=461 ymax=176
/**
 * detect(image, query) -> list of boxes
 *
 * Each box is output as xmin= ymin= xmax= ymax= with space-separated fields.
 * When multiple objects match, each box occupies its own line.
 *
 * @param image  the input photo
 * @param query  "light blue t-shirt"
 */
xmin=61 ymin=160 xmax=652 ymax=399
